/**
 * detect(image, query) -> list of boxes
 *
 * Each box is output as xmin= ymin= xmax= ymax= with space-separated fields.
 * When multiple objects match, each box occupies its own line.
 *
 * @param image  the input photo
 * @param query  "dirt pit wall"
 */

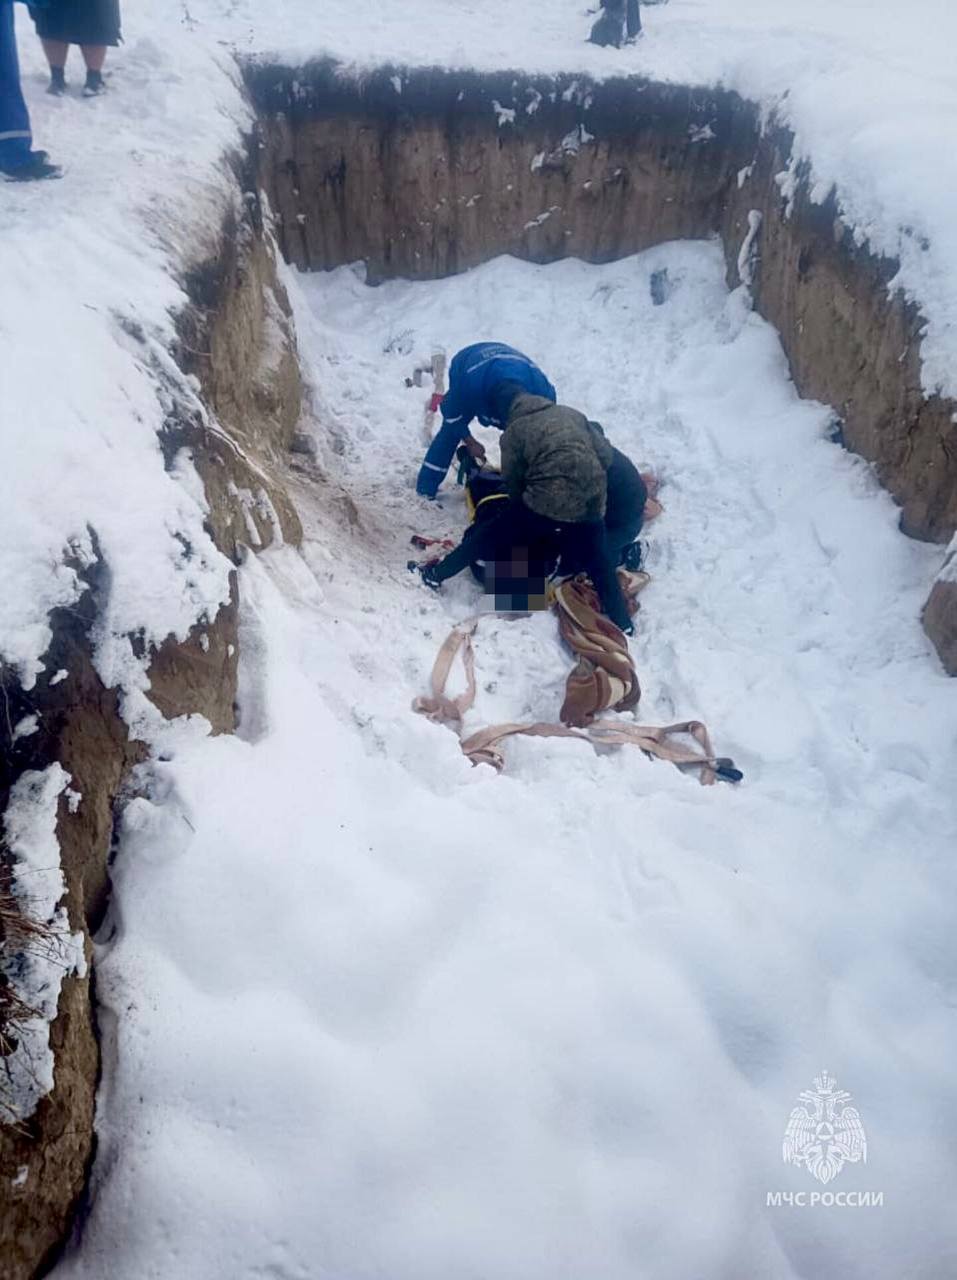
xmin=248 ymin=61 xmax=957 ymax=671
xmin=0 ymin=144 xmax=305 ymax=1280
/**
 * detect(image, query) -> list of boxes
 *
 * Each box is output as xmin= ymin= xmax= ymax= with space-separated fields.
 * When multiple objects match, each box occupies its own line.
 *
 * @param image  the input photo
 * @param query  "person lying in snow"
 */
xmin=459 ymin=440 xmax=650 ymax=579
xmin=415 ymin=382 xmax=635 ymax=634
xmin=415 ymin=342 xmax=556 ymax=499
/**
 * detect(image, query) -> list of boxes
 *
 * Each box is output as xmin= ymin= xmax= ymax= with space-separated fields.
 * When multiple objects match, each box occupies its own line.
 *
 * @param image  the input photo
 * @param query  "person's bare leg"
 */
xmin=41 ymin=37 xmax=68 ymax=68
xmin=80 ymin=44 xmax=107 ymax=94
xmin=80 ymin=44 xmax=106 ymax=71
xmin=41 ymin=39 xmax=69 ymax=94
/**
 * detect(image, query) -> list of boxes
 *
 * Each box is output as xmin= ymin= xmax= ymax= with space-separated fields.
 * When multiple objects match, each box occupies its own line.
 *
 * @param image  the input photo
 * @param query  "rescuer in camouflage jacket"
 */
xmin=500 ymin=393 xmax=613 ymax=524
xmin=418 ymin=385 xmax=633 ymax=634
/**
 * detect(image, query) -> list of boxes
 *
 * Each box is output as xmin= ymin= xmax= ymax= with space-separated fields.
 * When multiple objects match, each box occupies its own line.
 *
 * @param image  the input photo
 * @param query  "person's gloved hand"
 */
xmin=463 ymin=436 xmax=487 ymax=465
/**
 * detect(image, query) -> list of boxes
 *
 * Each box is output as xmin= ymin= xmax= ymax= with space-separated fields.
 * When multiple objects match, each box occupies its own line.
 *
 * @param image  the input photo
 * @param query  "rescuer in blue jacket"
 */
xmin=416 ymin=342 xmax=557 ymax=499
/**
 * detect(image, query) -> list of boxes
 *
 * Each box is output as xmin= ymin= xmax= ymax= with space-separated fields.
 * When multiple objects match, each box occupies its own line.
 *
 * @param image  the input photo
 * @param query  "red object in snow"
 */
xmin=429 ymin=393 xmax=445 ymax=414
xmin=411 ymin=534 xmax=455 ymax=552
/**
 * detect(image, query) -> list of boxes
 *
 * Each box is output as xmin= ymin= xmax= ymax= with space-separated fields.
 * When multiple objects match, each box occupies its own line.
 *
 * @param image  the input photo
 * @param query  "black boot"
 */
xmin=589 ymin=0 xmax=626 ymax=46
xmin=83 ymin=69 xmax=105 ymax=97
xmin=47 ymin=66 xmax=66 ymax=95
xmin=620 ymin=541 xmax=644 ymax=573
xmin=0 ymin=150 xmax=62 ymax=181
xmin=408 ymin=561 xmax=442 ymax=591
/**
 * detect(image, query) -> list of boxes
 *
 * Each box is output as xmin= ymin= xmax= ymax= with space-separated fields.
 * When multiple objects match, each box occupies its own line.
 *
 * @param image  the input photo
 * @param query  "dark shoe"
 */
xmin=420 ymin=563 xmax=442 ymax=591
xmin=83 ymin=70 xmax=105 ymax=97
xmin=47 ymin=67 xmax=67 ymax=95
xmin=620 ymin=540 xmax=644 ymax=572
xmin=408 ymin=561 xmax=442 ymax=591
xmin=1 ymin=151 xmax=62 ymax=181
xmin=713 ymin=758 xmax=744 ymax=784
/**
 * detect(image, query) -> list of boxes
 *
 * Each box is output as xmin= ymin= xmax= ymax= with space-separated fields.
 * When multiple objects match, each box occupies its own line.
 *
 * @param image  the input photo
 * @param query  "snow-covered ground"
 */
xmin=1 ymin=5 xmax=247 ymax=699
xmin=55 ymin=248 xmax=957 ymax=1279
xmin=4 ymin=0 xmax=956 ymax=701
xmin=1 ymin=1 xmax=955 ymax=1275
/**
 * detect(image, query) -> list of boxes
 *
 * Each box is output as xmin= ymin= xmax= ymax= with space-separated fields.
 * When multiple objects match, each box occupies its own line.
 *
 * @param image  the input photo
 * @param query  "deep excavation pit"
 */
xmin=2 ymin=57 xmax=956 ymax=1280
xmin=247 ymin=60 xmax=957 ymax=629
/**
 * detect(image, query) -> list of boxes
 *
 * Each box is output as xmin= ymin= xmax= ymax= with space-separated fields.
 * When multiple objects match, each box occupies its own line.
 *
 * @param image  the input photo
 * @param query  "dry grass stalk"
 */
xmin=0 ymin=855 xmax=69 ymax=1125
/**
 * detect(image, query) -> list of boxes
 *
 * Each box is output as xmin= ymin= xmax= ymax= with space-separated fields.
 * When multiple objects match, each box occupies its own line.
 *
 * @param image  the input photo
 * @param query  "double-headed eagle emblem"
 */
xmin=783 ymin=1071 xmax=868 ymax=1184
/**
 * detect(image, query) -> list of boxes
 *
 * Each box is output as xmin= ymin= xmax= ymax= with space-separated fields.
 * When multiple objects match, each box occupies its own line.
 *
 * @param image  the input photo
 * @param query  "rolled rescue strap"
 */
xmin=412 ymin=598 xmax=742 ymax=785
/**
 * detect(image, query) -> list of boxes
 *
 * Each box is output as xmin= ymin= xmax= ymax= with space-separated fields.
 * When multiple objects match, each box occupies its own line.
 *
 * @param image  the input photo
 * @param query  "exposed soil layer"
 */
xmin=248 ymin=61 xmax=956 ymax=667
xmin=172 ymin=164 xmax=305 ymax=563
xmin=0 ymin=548 xmax=140 ymax=1280
xmin=923 ymin=576 xmax=957 ymax=676
xmin=0 ymin=145 xmax=305 ymax=1278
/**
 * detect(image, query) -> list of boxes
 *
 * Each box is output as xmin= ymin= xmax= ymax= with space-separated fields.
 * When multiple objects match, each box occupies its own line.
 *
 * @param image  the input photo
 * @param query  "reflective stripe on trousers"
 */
xmin=0 ymin=1 xmax=32 ymax=165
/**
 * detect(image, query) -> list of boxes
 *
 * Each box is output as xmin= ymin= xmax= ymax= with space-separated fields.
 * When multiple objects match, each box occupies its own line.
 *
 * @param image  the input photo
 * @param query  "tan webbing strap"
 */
xmin=460 ymin=721 xmax=587 ymax=771
xmin=411 ymin=617 xmax=480 ymax=727
xmin=411 ymin=582 xmax=723 ymax=785
xmin=459 ymin=719 xmax=718 ymax=783
xmin=587 ymin=720 xmax=718 ymax=786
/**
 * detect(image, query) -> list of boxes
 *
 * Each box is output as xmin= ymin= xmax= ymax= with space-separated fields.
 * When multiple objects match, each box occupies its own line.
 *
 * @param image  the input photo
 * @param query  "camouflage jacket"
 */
xmin=501 ymin=394 xmax=612 ymax=523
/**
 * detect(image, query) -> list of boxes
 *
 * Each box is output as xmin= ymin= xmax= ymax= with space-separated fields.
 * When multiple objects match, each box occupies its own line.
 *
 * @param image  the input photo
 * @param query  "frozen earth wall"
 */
xmin=249 ymin=62 xmax=957 ymax=667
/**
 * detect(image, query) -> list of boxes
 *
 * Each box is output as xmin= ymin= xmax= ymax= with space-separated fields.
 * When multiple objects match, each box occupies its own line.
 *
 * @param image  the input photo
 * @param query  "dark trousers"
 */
xmin=604 ymin=0 xmax=641 ymax=33
xmin=434 ymin=502 xmax=632 ymax=631
xmin=606 ymin=518 xmax=643 ymax=565
xmin=606 ymin=493 xmax=646 ymax=564
xmin=0 ymin=2 xmax=32 ymax=171
xmin=590 ymin=0 xmax=640 ymax=46
xmin=605 ymin=469 xmax=647 ymax=564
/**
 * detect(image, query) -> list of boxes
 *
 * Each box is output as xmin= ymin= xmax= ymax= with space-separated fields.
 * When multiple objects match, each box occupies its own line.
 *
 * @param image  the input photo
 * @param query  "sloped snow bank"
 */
xmin=1 ymin=13 xmax=287 ymax=1226
xmin=1 ymin=7 xmax=247 ymax=694
xmin=1 ymin=766 xmax=85 ymax=1123
xmin=56 ymin=248 xmax=957 ymax=1280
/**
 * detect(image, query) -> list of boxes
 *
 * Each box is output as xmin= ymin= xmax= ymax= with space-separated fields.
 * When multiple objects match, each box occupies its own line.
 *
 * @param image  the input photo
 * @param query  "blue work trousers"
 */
xmin=0 ymin=1 xmax=32 ymax=170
